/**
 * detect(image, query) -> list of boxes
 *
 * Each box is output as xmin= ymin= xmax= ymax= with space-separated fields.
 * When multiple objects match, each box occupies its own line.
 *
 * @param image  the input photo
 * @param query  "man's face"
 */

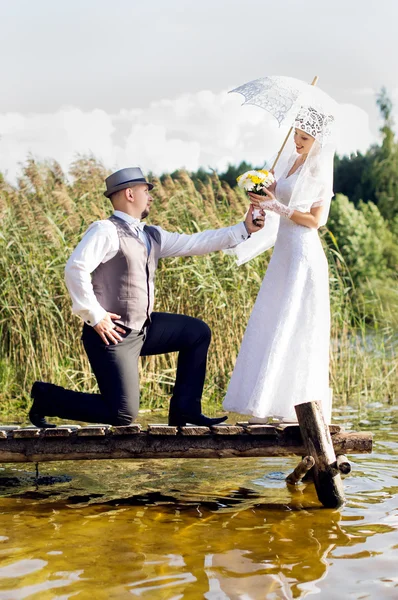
xmin=130 ymin=184 xmax=152 ymax=219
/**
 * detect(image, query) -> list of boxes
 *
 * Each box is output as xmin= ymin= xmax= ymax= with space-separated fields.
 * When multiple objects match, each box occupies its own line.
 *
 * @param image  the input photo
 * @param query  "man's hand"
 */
xmin=244 ymin=204 xmax=266 ymax=234
xmin=93 ymin=312 xmax=125 ymax=345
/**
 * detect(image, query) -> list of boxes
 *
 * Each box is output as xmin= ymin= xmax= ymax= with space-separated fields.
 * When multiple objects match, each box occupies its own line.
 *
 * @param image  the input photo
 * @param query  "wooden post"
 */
xmin=286 ymin=455 xmax=315 ymax=485
xmin=295 ymin=401 xmax=345 ymax=508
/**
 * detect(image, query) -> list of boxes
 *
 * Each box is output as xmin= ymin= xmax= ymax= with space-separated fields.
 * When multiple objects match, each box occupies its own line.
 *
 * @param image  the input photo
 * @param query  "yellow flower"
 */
xmin=259 ymin=169 xmax=269 ymax=176
xmin=248 ymin=175 xmax=262 ymax=185
xmin=237 ymin=174 xmax=243 ymax=182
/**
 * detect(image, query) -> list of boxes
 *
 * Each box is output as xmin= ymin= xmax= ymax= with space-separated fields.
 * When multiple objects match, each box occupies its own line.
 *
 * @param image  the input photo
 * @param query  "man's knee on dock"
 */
xmin=113 ymin=415 xmax=134 ymax=426
xmin=113 ymin=408 xmax=138 ymax=426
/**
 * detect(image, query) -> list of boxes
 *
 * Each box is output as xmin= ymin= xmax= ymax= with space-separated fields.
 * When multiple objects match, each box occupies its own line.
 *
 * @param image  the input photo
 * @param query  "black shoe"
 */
xmin=168 ymin=412 xmax=228 ymax=427
xmin=29 ymin=382 xmax=56 ymax=428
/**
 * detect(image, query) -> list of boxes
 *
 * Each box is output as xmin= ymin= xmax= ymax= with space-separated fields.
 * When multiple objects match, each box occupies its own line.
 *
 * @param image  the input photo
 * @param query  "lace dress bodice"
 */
xmin=275 ymin=168 xmax=301 ymax=206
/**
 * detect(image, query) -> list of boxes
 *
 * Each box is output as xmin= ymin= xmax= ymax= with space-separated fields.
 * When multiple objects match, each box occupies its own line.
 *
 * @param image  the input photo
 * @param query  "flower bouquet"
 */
xmin=237 ymin=169 xmax=275 ymax=223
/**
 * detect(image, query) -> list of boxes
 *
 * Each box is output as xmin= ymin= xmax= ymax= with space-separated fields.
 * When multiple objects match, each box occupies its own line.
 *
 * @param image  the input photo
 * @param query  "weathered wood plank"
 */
xmin=211 ymin=425 xmax=245 ymax=435
xmin=180 ymin=426 xmax=210 ymax=436
xmin=242 ymin=424 xmax=278 ymax=436
xmin=295 ymin=401 xmax=345 ymax=509
xmin=77 ymin=427 xmax=107 ymax=437
xmin=111 ymin=425 xmax=142 ymax=435
xmin=276 ymin=423 xmax=342 ymax=435
xmin=43 ymin=428 xmax=74 ymax=438
xmin=13 ymin=429 xmax=41 ymax=439
xmin=147 ymin=425 xmax=178 ymax=436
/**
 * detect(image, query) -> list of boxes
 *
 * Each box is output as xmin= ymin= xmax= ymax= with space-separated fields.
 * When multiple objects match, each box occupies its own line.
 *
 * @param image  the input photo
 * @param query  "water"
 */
xmin=0 ymin=403 xmax=397 ymax=599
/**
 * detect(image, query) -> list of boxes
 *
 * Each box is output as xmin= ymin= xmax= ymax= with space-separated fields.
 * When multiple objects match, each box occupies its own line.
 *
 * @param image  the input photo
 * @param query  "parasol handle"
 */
xmin=270 ymin=75 xmax=319 ymax=172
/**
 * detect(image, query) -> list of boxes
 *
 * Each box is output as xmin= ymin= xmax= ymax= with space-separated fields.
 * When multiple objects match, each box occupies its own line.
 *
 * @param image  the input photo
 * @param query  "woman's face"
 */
xmin=294 ymin=128 xmax=315 ymax=155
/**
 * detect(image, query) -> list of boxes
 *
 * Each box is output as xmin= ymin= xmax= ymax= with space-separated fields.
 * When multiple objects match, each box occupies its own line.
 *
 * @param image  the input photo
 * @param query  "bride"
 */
xmin=223 ymin=106 xmax=336 ymax=424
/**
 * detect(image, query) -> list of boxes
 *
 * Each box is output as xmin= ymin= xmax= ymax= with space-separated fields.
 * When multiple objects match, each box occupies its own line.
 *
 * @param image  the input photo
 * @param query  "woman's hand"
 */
xmin=248 ymin=187 xmax=276 ymax=208
xmin=249 ymin=189 xmax=294 ymax=219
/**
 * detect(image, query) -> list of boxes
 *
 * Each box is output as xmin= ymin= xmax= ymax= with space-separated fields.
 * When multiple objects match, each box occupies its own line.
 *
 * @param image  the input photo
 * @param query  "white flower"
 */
xmin=241 ymin=178 xmax=255 ymax=191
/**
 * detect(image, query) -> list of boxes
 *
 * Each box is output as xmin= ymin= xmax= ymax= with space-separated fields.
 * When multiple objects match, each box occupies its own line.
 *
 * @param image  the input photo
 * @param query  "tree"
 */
xmin=333 ymin=87 xmax=398 ymax=222
xmin=373 ymin=87 xmax=398 ymax=221
xmin=327 ymin=194 xmax=388 ymax=284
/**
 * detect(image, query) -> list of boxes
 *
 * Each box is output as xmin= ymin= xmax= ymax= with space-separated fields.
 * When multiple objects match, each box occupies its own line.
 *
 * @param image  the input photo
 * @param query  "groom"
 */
xmin=29 ymin=167 xmax=264 ymax=428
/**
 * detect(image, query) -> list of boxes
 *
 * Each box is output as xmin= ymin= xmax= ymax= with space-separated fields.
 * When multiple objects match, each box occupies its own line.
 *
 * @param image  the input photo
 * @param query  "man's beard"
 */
xmin=141 ymin=209 xmax=149 ymax=219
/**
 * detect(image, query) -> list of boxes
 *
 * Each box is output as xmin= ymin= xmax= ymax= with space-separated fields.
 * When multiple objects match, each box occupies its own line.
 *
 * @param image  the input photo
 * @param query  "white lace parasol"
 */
xmin=230 ymin=75 xmax=339 ymax=130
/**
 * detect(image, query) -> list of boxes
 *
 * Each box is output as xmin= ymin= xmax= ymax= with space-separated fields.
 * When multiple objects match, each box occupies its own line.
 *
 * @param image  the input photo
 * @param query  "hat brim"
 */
xmin=104 ymin=179 xmax=154 ymax=198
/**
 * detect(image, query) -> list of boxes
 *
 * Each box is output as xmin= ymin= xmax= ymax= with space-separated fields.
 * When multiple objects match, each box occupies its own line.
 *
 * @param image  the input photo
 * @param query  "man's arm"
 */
xmin=65 ymin=222 xmax=116 ymax=326
xmin=65 ymin=221 xmax=126 ymax=344
xmin=158 ymin=206 xmax=264 ymax=259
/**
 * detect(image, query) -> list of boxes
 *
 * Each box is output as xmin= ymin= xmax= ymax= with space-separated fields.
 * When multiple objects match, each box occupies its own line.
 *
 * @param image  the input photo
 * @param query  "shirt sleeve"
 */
xmin=64 ymin=221 xmax=118 ymax=326
xmin=157 ymin=222 xmax=250 ymax=259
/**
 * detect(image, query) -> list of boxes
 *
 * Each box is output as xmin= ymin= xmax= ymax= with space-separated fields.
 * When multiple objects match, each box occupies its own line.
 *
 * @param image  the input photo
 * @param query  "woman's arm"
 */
xmin=248 ymin=190 xmax=325 ymax=229
xmin=290 ymin=205 xmax=324 ymax=229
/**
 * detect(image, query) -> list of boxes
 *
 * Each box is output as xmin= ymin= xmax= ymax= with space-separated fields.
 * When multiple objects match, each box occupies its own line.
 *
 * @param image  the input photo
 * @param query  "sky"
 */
xmin=1 ymin=0 xmax=397 ymax=182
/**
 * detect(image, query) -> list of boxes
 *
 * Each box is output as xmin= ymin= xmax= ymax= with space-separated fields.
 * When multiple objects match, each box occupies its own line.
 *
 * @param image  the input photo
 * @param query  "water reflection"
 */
xmin=0 ymin=404 xmax=397 ymax=599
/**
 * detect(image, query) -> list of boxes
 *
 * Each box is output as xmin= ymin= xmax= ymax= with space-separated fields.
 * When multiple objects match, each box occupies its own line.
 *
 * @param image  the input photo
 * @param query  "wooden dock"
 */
xmin=0 ymin=422 xmax=372 ymax=464
xmin=0 ymin=401 xmax=373 ymax=508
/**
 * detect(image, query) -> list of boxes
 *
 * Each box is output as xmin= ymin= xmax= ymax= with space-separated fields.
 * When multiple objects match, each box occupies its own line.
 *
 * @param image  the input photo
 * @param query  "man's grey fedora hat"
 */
xmin=104 ymin=167 xmax=154 ymax=198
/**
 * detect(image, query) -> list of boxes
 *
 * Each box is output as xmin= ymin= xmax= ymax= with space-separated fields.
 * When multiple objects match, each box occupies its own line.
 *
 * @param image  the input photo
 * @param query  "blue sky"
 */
xmin=1 ymin=0 xmax=397 ymax=180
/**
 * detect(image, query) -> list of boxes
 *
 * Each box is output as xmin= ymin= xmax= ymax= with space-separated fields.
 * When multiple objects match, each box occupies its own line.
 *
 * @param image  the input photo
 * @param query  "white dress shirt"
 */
xmin=65 ymin=210 xmax=250 ymax=327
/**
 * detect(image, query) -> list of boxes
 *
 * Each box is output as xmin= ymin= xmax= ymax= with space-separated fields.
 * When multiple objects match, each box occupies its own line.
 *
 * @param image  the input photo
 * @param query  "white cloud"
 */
xmin=336 ymin=104 xmax=375 ymax=156
xmin=0 ymin=90 xmax=375 ymax=184
xmin=350 ymin=87 xmax=376 ymax=97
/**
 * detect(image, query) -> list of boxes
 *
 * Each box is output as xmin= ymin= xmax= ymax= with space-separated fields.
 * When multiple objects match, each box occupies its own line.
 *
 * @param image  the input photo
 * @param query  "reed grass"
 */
xmin=0 ymin=157 xmax=396 ymax=421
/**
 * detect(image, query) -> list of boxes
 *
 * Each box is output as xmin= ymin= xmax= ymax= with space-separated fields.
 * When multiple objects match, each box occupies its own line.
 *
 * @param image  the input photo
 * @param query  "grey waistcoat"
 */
xmin=91 ymin=215 xmax=162 ymax=330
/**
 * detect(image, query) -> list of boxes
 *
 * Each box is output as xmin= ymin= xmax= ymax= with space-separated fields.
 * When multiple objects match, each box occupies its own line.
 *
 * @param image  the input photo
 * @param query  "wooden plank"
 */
xmin=43 ymin=428 xmax=74 ymax=438
xmin=211 ymin=425 xmax=245 ymax=435
xmin=180 ymin=426 xmax=210 ymax=436
xmin=13 ymin=428 xmax=41 ymax=439
xmin=295 ymin=401 xmax=345 ymax=509
xmin=77 ymin=427 xmax=107 ymax=437
xmin=276 ymin=423 xmax=341 ymax=435
xmin=147 ymin=425 xmax=178 ymax=436
xmin=242 ymin=424 xmax=278 ymax=436
xmin=0 ymin=426 xmax=21 ymax=431
xmin=111 ymin=425 xmax=142 ymax=435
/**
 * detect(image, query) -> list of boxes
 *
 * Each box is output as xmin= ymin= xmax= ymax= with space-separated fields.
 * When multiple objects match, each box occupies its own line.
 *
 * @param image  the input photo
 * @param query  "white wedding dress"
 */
xmin=223 ymin=169 xmax=332 ymax=423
